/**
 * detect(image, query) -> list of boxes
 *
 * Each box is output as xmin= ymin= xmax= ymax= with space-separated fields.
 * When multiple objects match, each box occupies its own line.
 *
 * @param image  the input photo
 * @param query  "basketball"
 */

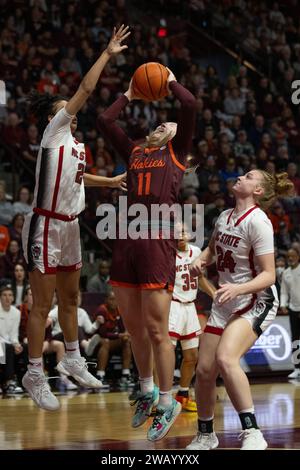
xmin=132 ymin=62 xmax=169 ymax=101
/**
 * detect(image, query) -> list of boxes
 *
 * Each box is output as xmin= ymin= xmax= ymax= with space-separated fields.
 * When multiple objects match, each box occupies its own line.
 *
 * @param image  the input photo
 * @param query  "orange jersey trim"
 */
xmin=109 ymin=280 xmax=139 ymax=288
xmin=168 ymin=141 xmax=186 ymax=171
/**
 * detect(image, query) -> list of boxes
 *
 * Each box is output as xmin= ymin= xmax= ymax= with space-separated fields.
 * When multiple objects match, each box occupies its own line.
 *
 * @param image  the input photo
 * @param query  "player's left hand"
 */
xmin=111 ymin=172 xmax=127 ymax=191
xmin=106 ymin=25 xmax=131 ymax=56
xmin=215 ymin=283 xmax=242 ymax=305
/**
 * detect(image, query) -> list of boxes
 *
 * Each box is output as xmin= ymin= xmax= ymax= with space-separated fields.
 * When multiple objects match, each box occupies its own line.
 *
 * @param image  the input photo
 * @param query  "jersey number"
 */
xmin=216 ymin=246 xmax=236 ymax=273
xmin=75 ymin=163 xmax=85 ymax=184
xmin=181 ymin=273 xmax=197 ymax=291
xmin=137 ymin=172 xmax=152 ymax=196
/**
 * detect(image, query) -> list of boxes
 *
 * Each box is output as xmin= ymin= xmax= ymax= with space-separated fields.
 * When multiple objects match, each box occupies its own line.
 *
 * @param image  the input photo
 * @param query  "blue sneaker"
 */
xmin=147 ymin=398 xmax=182 ymax=441
xmin=131 ymin=385 xmax=159 ymax=428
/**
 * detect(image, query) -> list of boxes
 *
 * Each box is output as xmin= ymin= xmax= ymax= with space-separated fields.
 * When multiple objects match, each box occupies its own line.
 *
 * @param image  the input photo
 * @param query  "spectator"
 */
xmin=87 ymin=260 xmax=110 ymax=295
xmin=0 ymin=185 xmax=14 ymax=226
xmin=0 ymin=286 xmax=23 ymax=395
xmin=9 ymin=213 xmax=24 ymax=244
xmin=233 ymin=130 xmax=255 ymax=158
xmin=0 ymin=225 xmax=10 ymax=256
xmin=0 ymin=239 xmax=25 ymax=280
xmin=287 ymin=163 xmax=300 ymax=196
xmin=13 ymin=186 xmax=32 ymax=215
xmin=280 ymin=249 xmax=300 ymax=379
xmin=11 ymin=263 xmax=28 ymax=307
xmin=223 ymin=87 xmax=245 ymax=116
xmin=86 ymin=290 xmax=132 ymax=388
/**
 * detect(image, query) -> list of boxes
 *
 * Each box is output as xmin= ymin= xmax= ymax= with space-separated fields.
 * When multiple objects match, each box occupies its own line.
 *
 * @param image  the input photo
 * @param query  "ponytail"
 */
xmin=258 ymin=171 xmax=295 ymax=210
xmin=27 ymin=90 xmax=66 ymax=134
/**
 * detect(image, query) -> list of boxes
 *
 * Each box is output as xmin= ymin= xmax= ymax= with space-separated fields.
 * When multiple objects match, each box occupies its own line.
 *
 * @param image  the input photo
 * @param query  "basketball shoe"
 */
xmin=57 ymin=356 xmax=102 ymax=388
xmin=239 ymin=428 xmax=268 ymax=450
xmin=22 ymin=370 xmax=60 ymax=411
xmin=131 ymin=385 xmax=159 ymax=428
xmin=175 ymin=393 xmax=197 ymax=412
xmin=186 ymin=432 xmax=219 ymax=450
xmin=147 ymin=398 xmax=182 ymax=441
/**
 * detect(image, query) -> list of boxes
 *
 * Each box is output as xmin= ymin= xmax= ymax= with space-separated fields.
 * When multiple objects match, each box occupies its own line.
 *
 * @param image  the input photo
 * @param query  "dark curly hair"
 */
xmin=27 ymin=90 xmax=67 ymax=134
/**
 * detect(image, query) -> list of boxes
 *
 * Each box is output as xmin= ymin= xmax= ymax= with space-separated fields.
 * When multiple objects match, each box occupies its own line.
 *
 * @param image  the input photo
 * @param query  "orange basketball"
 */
xmin=132 ymin=62 xmax=169 ymax=101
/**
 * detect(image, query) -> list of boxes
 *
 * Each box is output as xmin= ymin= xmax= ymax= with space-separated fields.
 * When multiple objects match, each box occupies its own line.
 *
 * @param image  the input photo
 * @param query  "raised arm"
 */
xmin=168 ymin=73 xmax=197 ymax=162
xmin=97 ymin=93 xmax=135 ymax=163
xmin=65 ymin=25 xmax=130 ymax=116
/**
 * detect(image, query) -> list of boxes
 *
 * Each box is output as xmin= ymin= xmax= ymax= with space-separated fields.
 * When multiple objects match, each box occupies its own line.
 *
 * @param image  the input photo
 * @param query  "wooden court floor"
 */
xmin=0 ymin=381 xmax=300 ymax=450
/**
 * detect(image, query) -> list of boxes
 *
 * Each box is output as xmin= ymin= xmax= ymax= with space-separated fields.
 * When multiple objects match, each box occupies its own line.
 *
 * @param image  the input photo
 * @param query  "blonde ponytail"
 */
xmin=258 ymin=171 xmax=295 ymax=210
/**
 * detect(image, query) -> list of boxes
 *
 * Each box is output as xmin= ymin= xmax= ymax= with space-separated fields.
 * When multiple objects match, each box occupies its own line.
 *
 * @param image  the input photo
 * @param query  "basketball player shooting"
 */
xmin=98 ymin=66 xmax=197 ymax=441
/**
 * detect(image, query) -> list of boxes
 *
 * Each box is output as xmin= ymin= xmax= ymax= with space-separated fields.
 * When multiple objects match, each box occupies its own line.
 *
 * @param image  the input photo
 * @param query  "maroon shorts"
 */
xmin=110 ymin=238 xmax=176 ymax=291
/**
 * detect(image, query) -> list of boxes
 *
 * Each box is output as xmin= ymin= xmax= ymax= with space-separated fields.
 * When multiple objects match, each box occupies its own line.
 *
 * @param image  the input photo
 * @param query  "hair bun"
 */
xmin=275 ymin=172 xmax=295 ymax=197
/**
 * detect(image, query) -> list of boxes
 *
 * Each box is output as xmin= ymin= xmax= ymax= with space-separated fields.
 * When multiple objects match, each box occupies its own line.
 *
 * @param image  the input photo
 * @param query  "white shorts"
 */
xmin=205 ymin=286 xmax=279 ymax=337
xmin=22 ymin=211 xmax=82 ymax=274
xmin=169 ymin=300 xmax=201 ymax=350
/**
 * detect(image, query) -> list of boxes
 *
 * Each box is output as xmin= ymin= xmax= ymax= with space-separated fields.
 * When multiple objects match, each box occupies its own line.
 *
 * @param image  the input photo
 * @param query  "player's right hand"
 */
xmin=124 ymin=79 xmax=139 ymax=101
xmin=189 ymin=258 xmax=206 ymax=277
xmin=106 ymin=24 xmax=131 ymax=56
xmin=166 ymin=67 xmax=177 ymax=93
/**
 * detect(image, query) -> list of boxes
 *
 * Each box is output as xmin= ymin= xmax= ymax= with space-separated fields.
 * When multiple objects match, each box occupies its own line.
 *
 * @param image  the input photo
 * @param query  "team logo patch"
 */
xmin=255 ymin=301 xmax=266 ymax=316
xmin=31 ymin=244 xmax=41 ymax=260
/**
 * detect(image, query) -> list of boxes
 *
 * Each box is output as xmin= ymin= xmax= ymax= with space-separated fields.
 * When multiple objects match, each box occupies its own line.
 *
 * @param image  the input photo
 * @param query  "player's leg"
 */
xmin=22 ymin=270 xmax=60 ymax=410
xmin=175 ymin=303 xmax=201 ymax=411
xmin=141 ymin=288 xmax=182 ymax=441
xmin=55 ymin=270 xmax=102 ymax=388
xmin=113 ymin=286 xmax=159 ymax=427
xmin=176 ymin=343 xmax=199 ymax=412
xmin=186 ymin=331 xmax=221 ymax=450
xmin=216 ymin=317 xmax=267 ymax=450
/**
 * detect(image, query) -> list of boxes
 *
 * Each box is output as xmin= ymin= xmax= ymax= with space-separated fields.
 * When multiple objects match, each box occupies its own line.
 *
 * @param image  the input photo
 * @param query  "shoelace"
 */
xmin=193 ymin=432 xmax=213 ymax=444
xmin=130 ymin=394 xmax=152 ymax=416
xmin=31 ymin=375 xmax=59 ymax=401
xmin=238 ymin=429 xmax=252 ymax=441
xmin=151 ymin=409 xmax=165 ymax=428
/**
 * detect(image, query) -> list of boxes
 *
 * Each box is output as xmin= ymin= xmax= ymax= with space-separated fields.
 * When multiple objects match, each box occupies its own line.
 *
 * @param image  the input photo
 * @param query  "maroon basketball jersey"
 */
xmin=127 ymin=140 xmax=185 ymax=208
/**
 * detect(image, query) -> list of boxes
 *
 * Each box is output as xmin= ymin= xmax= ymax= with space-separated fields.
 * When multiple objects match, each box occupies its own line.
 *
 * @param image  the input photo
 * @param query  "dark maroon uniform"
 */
xmin=98 ymin=81 xmax=196 ymax=290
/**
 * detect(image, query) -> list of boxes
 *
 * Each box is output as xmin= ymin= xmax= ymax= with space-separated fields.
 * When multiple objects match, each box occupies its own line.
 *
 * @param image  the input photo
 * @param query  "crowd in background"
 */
xmin=1 ymin=0 xmax=300 ymax=393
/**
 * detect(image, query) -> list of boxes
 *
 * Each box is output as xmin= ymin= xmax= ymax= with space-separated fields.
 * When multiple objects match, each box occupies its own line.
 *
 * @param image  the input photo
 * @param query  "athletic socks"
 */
xmin=65 ymin=340 xmax=81 ymax=359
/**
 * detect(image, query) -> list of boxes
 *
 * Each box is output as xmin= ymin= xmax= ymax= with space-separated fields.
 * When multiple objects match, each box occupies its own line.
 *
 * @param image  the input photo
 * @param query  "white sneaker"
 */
xmin=288 ymin=369 xmax=300 ymax=379
xmin=186 ymin=432 xmax=219 ymax=450
xmin=57 ymin=356 xmax=102 ymax=388
xmin=22 ymin=371 xmax=60 ymax=411
xmin=59 ymin=375 xmax=78 ymax=391
xmin=239 ymin=428 xmax=268 ymax=450
xmin=85 ymin=334 xmax=101 ymax=356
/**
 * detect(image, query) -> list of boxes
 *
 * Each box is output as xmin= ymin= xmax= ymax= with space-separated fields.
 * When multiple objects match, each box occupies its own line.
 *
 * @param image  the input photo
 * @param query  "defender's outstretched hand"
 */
xmin=107 ymin=25 xmax=131 ymax=56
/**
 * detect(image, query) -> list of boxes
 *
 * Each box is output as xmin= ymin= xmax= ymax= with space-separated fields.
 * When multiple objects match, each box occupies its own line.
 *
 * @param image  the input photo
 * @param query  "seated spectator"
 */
xmin=0 ymin=239 xmax=25 ymax=281
xmin=86 ymin=290 xmax=132 ymax=388
xmin=0 ymin=185 xmax=14 ymax=226
xmin=87 ymin=259 xmax=110 ymax=295
xmin=223 ymin=87 xmax=245 ymax=116
xmin=9 ymin=213 xmax=24 ymax=245
xmin=13 ymin=186 xmax=32 ymax=215
xmin=287 ymin=162 xmax=300 ymax=196
xmin=201 ymin=176 xmax=222 ymax=204
xmin=0 ymin=225 xmax=10 ymax=256
xmin=19 ymin=287 xmax=77 ymax=391
xmin=219 ymin=158 xmax=240 ymax=186
xmin=197 ymin=155 xmax=219 ymax=193
xmin=11 ymin=263 xmax=28 ymax=307
xmin=21 ymin=124 xmax=39 ymax=180
xmin=181 ymin=155 xmax=200 ymax=192
xmin=224 ymin=178 xmax=236 ymax=208
xmin=0 ymin=286 xmax=23 ymax=395
xmin=269 ymin=201 xmax=292 ymax=235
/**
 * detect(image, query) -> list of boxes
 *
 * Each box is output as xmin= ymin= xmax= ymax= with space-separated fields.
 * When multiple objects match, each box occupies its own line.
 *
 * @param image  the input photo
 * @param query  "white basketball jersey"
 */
xmin=173 ymin=244 xmax=201 ymax=302
xmin=32 ymin=107 xmax=86 ymax=217
xmin=213 ymin=205 xmax=276 ymax=312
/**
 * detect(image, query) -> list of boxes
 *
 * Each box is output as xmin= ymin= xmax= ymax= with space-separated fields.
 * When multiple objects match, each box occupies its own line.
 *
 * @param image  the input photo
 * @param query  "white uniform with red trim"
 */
xmin=169 ymin=244 xmax=202 ymax=350
xmin=205 ymin=205 xmax=279 ymax=336
xmin=22 ymin=107 xmax=86 ymax=274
